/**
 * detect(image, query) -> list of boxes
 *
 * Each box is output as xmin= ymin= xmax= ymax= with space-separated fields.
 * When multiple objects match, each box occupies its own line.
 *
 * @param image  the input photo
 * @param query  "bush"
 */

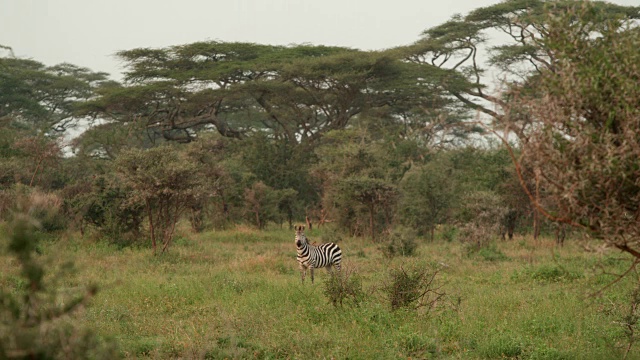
xmin=322 ymin=267 xmax=365 ymax=307
xmin=382 ymin=226 xmax=418 ymax=258
xmin=457 ymin=191 xmax=505 ymax=249
xmin=0 ymin=213 xmax=119 ymax=359
xmin=440 ymin=224 xmax=457 ymax=242
xmin=468 ymin=243 xmax=508 ymax=262
xmin=1 ymin=184 xmax=67 ymax=232
xmin=381 ymin=265 xmax=445 ymax=311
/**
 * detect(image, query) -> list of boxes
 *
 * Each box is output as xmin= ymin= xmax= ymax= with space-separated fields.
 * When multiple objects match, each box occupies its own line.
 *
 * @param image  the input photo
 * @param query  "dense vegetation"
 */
xmin=3 ymin=225 xmax=640 ymax=359
xmin=1 ymin=0 xmax=640 ymax=358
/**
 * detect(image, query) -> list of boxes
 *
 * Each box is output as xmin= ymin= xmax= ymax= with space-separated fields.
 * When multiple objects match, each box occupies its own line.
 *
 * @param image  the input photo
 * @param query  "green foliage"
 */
xmin=322 ymin=268 xmax=365 ymax=307
xmin=238 ymin=133 xmax=316 ymax=218
xmin=243 ymin=181 xmax=297 ymax=229
xmin=313 ymin=129 xmax=403 ymax=239
xmin=381 ymin=265 xmax=444 ymax=311
xmin=472 ymin=243 xmax=509 ymax=262
xmin=382 ymin=226 xmax=419 ymax=258
xmin=0 ymin=50 xmax=110 ymax=133
xmin=478 ymin=330 xmax=525 ymax=359
xmin=71 ymin=175 xmax=144 ymax=244
xmin=1 ymin=184 xmax=67 ymax=232
xmin=0 ymin=213 xmax=118 ymax=359
xmin=398 ymin=155 xmax=456 ymax=237
xmin=114 ymin=146 xmax=206 ymax=253
xmin=506 ymin=2 xmax=640 ymax=257
xmin=457 ymin=190 xmax=506 ymax=249
xmin=512 ymin=264 xmax=583 ymax=283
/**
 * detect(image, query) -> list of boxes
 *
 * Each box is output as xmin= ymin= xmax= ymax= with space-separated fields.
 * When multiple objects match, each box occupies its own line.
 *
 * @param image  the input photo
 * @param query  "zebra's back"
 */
xmin=310 ymin=242 xmax=342 ymax=269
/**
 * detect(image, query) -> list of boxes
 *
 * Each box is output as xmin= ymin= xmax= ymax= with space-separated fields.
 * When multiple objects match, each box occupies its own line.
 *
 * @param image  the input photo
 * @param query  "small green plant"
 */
xmin=440 ymin=224 xmax=457 ymax=242
xmin=381 ymin=265 xmax=445 ymax=311
xmin=474 ymin=244 xmax=508 ymax=262
xmin=322 ymin=267 xmax=365 ymax=307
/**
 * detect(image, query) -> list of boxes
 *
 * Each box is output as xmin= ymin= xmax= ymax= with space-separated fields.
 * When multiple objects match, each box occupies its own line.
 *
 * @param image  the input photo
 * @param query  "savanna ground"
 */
xmin=2 ymin=224 xmax=639 ymax=359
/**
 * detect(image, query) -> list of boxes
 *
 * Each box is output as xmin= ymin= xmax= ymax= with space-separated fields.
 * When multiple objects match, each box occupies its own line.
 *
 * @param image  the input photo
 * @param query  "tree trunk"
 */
xmin=146 ymin=199 xmax=156 ymax=255
xmin=533 ymin=170 xmax=541 ymax=242
xmin=369 ymin=202 xmax=375 ymax=242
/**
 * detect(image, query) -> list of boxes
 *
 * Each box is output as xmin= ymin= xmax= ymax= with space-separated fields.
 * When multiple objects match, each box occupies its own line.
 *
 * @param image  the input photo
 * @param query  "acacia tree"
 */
xmin=114 ymin=146 xmax=205 ymax=254
xmin=399 ymin=0 xmax=640 ymax=239
xmin=312 ymin=129 xmax=415 ymax=239
xmin=400 ymin=0 xmax=639 ymax=127
xmin=82 ymin=42 xmax=409 ymax=144
xmin=398 ymin=156 xmax=456 ymax=240
xmin=0 ymin=48 xmax=111 ymax=134
xmin=503 ymin=4 xmax=640 ymax=258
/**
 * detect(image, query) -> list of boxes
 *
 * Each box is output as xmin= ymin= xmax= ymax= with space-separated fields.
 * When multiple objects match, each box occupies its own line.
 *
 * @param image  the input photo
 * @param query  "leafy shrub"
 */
xmin=318 ymin=226 xmax=341 ymax=244
xmin=457 ymin=191 xmax=505 ymax=249
xmin=470 ymin=243 xmax=508 ymax=262
xmin=2 ymin=184 xmax=67 ymax=232
xmin=382 ymin=226 xmax=418 ymax=258
xmin=381 ymin=265 xmax=444 ymax=311
xmin=0 ymin=213 xmax=119 ymax=359
xmin=323 ymin=267 xmax=365 ymax=307
xmin=440 ymin=224 xmax=457 ymax=242
xmin=65 ymin=175 xmax=144 ymax=245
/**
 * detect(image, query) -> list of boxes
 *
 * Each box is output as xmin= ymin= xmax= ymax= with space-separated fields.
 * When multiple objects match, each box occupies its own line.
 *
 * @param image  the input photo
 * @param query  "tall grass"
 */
xmin=2 ymin=225 xmax=639 ymax=359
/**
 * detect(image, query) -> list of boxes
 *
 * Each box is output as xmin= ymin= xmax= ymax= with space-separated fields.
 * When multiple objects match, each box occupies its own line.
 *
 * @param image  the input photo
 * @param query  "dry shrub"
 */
xmin=457 ymin=191 xmax=505 ymax=250
xmin=322 ymin=266 xmax=365 ymax=308
xmin=2 ymin=184 xmax=65 ymax=231
xmin=501 ymin=4 xmax=640 ymax=259
xmin=381 ymin=265 xmax=445 ymax=311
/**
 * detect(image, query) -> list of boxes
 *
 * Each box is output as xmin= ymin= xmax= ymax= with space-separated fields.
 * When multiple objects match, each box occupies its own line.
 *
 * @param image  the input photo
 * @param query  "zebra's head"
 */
xmin=295 ymin=225 xmax=307 ymax=248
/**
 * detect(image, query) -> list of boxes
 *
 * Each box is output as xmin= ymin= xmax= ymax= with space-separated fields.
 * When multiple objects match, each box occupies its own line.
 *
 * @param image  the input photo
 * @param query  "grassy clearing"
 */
xmin=2 ymin=225 xmax=639 ymax=359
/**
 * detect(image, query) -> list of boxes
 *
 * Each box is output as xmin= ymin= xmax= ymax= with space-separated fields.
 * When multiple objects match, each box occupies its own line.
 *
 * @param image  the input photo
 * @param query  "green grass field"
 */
xmin=2 ymin=225 xmax=639 ymax=359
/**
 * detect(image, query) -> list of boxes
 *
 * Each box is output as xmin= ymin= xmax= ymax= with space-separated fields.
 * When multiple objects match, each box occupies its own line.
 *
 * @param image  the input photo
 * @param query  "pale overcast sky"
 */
xmin=1 ymin=0 xmax=638 ymax=81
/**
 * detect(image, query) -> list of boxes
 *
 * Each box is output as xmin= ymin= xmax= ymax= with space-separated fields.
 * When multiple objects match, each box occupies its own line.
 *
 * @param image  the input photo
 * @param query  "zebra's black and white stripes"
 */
xmin=295 ymin=225 xmax=342 ymax=283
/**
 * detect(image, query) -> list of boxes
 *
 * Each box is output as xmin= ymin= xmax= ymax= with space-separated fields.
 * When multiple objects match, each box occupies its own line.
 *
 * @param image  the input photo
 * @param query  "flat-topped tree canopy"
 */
xmin=82 ymin=41 xmax=463 ymax=145
xmin=399 ymin=0 xmax=640 ymax=124
xmin=0 ymin=48 xmax=110 ymax=134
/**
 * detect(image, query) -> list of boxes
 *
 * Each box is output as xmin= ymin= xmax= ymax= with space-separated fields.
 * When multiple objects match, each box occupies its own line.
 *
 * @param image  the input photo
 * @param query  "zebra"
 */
xmin=295 ymin=225 xmax=342 ymax=284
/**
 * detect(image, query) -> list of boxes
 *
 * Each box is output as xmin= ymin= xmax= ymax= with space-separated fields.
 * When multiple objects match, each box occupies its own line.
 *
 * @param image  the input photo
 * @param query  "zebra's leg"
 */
xmin=334 ymin=262 xmax=342 ymax=272
xmin=300 ymin=264 xmax=307 ymax=283
xmin=310 ymin=266 xmax=315 ymax=284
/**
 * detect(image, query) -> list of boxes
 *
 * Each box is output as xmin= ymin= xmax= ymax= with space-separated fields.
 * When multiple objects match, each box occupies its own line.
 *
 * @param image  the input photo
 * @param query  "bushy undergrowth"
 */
xmin=381 ymin=265 xmax=445 ymax=311
xmin=470 ymin=243 xmax=509 ymax=262
xmin=322 ymin=266 xmax=365 ymax=307
xmin=381 ymin=226 xmax=418 ymax=258
xmin=1 ymin=225 xmax=638 ymax=359
xmin=0 ymin=214 xmax=118 ymax=359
